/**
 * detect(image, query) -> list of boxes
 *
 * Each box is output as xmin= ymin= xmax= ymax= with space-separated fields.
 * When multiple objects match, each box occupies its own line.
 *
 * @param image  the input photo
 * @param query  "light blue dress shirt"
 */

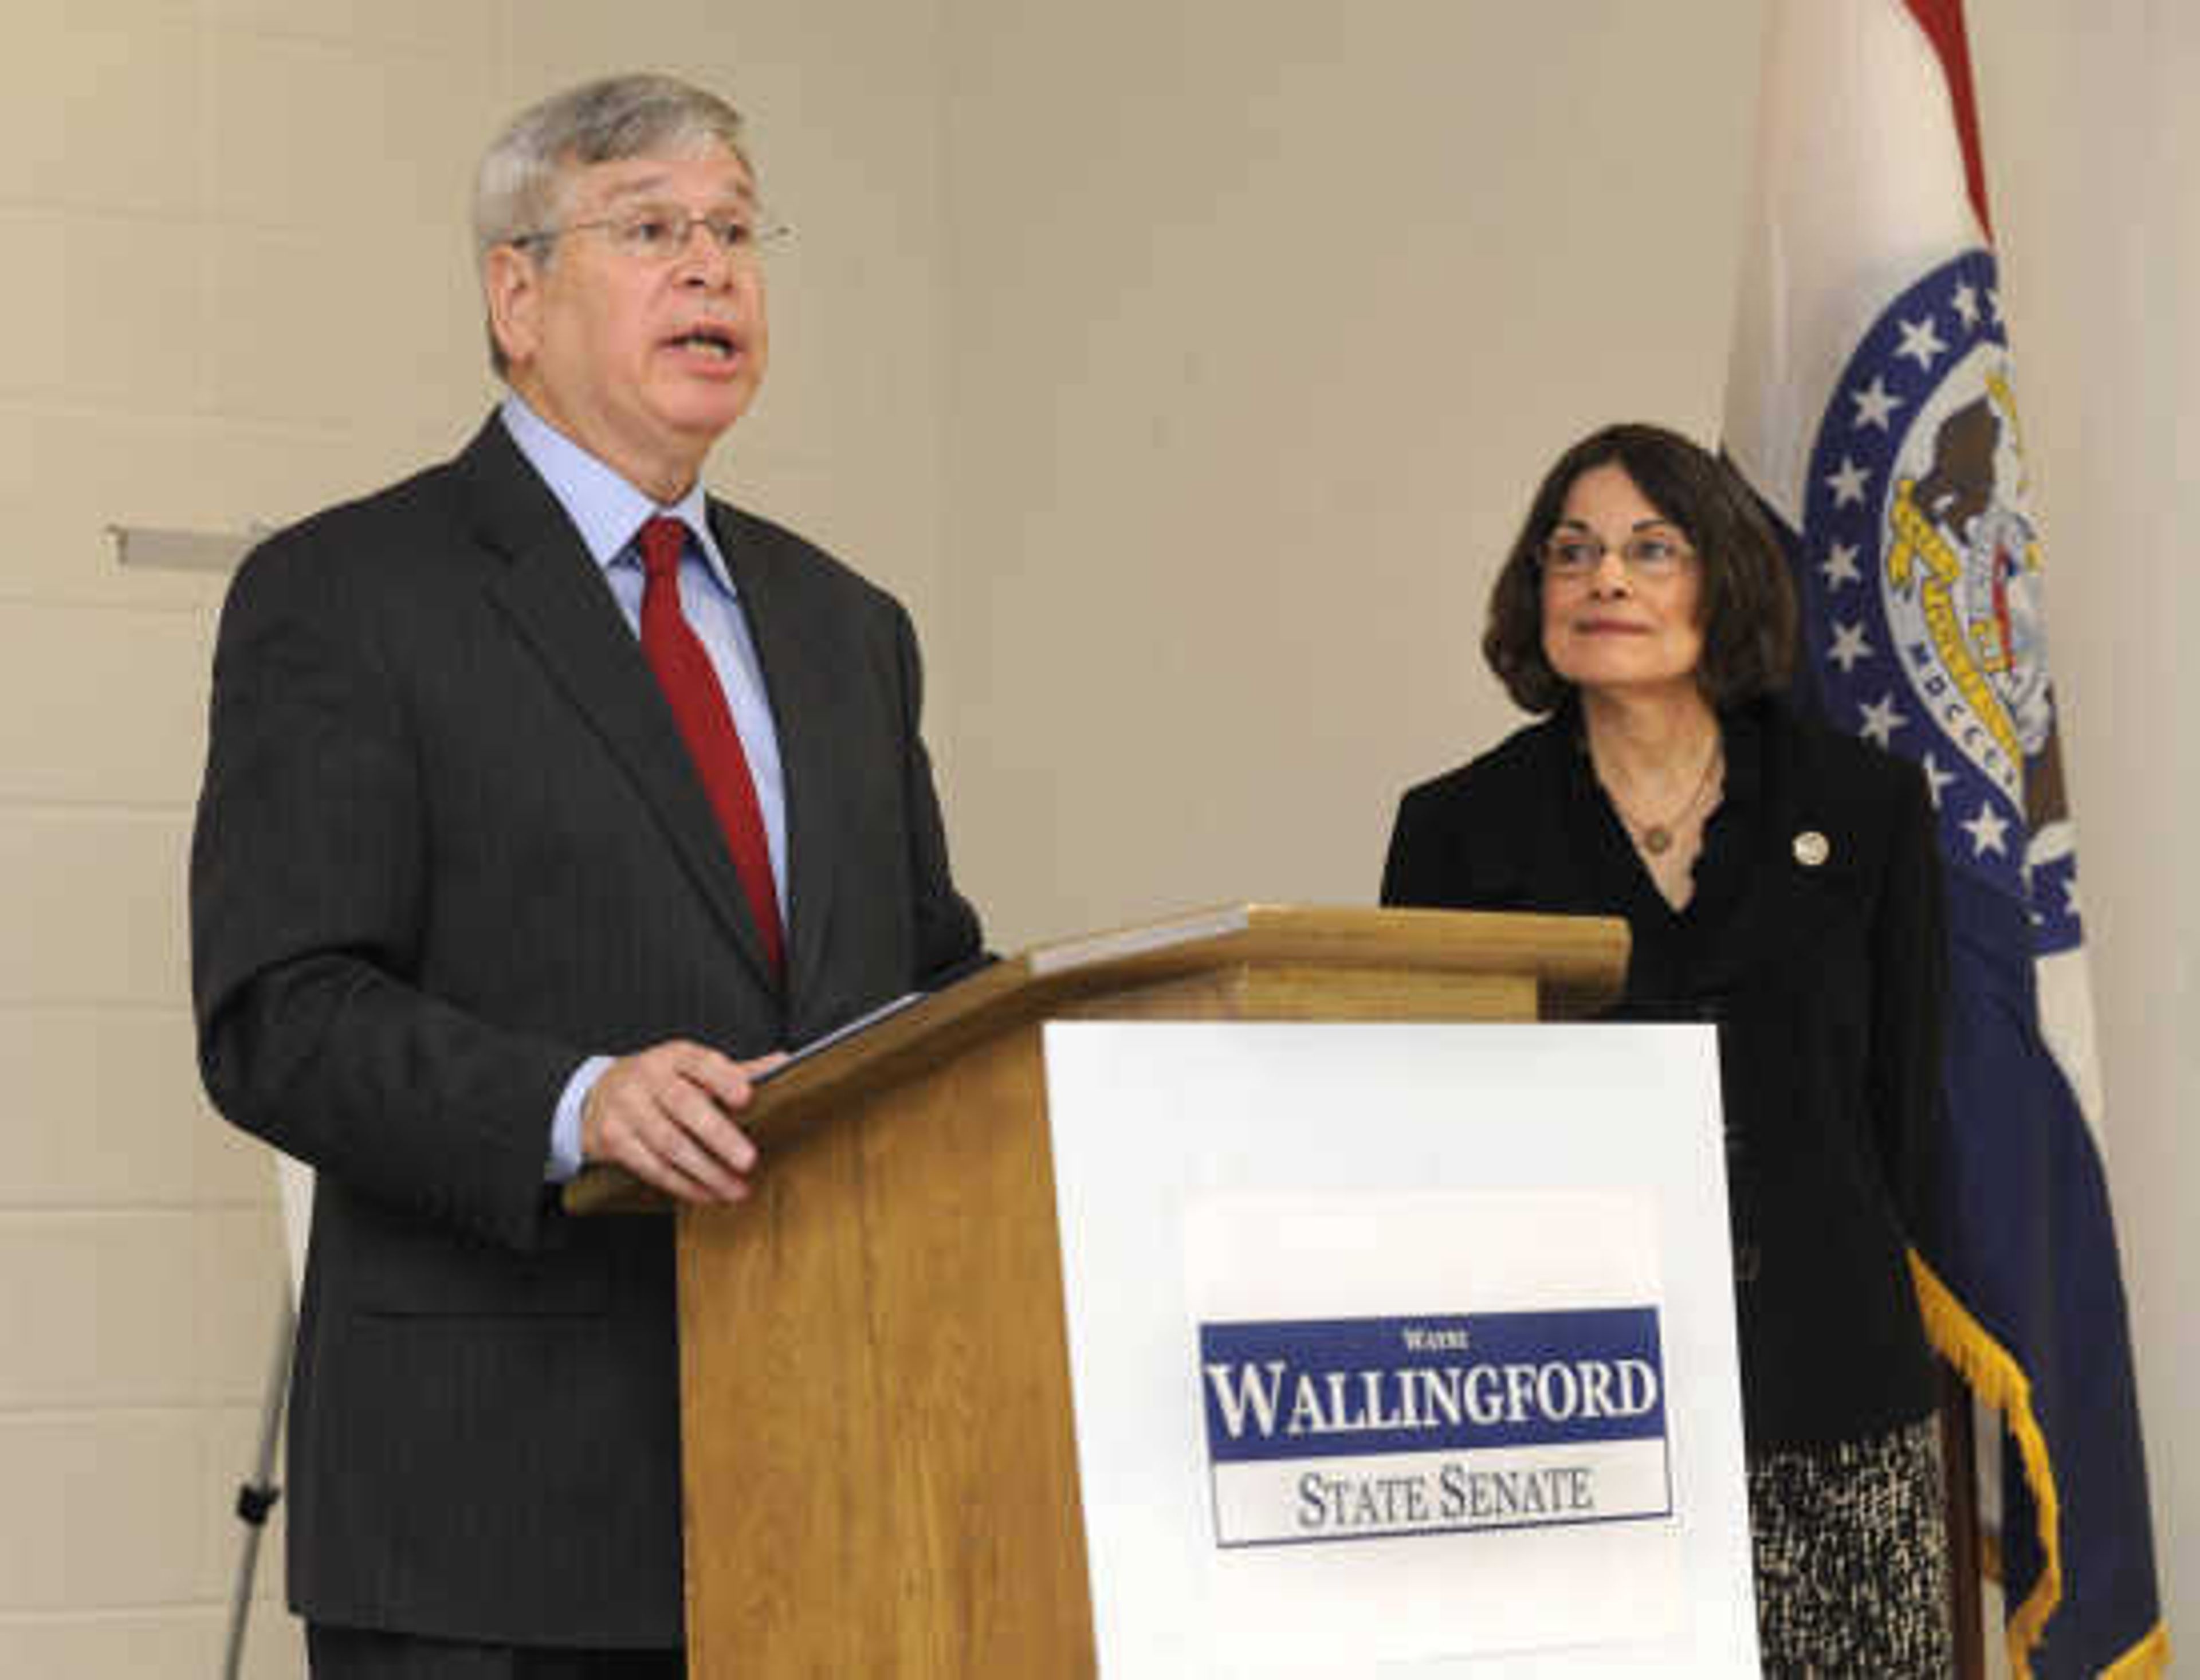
xmin=498 ymin=395 xmax=788 ymax=1181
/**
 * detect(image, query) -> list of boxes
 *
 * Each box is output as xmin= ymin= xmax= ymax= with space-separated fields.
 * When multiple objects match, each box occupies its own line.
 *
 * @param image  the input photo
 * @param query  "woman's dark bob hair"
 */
xmin=1483 ymin=422 xmax=1798 ymax=714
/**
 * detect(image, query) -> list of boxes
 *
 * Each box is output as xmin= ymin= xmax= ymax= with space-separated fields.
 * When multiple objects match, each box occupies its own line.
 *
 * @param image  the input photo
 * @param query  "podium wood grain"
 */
xmin=677 ymin=1033 xmax=1091 ymax=1675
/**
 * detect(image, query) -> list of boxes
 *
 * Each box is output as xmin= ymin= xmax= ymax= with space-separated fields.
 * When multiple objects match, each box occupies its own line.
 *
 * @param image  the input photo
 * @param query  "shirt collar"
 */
xmin=497 ymin=394 xmax=737 ymax=595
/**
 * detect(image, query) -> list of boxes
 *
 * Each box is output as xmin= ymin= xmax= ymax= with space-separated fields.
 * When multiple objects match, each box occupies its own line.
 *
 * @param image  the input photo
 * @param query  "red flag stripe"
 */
xmin=1902 ymin=0 xmax=1995 ymax=237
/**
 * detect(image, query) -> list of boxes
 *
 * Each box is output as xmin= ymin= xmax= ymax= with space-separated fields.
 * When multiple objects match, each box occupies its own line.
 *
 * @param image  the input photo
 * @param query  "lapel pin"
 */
xmin=1793 ymin=830 xmax=1830 ymax=868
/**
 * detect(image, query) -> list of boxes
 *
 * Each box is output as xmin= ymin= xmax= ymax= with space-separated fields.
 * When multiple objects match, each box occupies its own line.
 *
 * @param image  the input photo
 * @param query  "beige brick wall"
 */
xmin=1 ymin=1 xmax=948 ymax=1673
xmin=0 ymin=0 xmax=488 ymax=1666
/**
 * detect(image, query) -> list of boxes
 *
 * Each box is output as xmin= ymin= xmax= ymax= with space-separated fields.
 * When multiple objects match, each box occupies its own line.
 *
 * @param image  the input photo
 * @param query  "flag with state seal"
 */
xmin=1721 ymin=1 xmax=2166 ymax=1674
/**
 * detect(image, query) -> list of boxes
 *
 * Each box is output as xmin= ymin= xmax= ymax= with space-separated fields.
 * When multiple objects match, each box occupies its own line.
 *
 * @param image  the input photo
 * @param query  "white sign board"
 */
xmin=1042 ymin=1020 xmax=1758 ymax=1678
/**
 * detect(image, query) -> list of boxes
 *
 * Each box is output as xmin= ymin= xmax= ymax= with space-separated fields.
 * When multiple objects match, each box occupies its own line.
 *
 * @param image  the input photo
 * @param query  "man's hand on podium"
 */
xmin=583 ymin=1041 xmax=785 ymax=1203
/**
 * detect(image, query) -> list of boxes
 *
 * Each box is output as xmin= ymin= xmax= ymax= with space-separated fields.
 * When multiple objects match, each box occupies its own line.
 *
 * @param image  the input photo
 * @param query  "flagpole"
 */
xmin=1939 ymin=1368 xmax=1985 ymax=1674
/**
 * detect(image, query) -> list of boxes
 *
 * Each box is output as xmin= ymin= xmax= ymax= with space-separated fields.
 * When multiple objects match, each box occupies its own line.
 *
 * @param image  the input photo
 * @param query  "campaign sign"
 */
xmin=1200 ymin=1309 xmax=1671 ymax=1548
xmin=1043 ymin=1022 xmax=1757 ymax=1675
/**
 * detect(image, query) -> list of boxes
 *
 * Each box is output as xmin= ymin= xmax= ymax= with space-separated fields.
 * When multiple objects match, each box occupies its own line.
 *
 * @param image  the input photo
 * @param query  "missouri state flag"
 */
xmin=1720 ymin=2 xmax=2167 ymax=1674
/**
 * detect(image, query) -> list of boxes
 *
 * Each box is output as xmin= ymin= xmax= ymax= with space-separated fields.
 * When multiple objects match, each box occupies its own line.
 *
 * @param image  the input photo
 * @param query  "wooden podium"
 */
xmin=565 ymin=904 xmax=1628 ymax=1677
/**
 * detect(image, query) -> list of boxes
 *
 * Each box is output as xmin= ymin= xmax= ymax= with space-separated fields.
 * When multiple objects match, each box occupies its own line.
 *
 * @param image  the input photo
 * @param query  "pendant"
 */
xmin=1640 ymin=825 xmax=1673 ymax=855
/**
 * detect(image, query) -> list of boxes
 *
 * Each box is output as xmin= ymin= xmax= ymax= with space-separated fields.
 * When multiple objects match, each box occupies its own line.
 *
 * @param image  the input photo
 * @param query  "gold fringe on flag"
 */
xmin=1907 ymin=1250 xmax=2171 ymax=1679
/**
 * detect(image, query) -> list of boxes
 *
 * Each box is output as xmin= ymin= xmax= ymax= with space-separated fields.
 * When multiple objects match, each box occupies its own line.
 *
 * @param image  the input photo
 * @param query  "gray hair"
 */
xmin=473 ymin=73 xmax=752 ymax=374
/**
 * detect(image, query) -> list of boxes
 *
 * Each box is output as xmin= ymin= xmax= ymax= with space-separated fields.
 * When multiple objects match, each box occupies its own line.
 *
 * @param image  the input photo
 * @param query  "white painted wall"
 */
xmin=1973 ymin=1 xmax=2195 ymax=1655
xmin=2 ymin=2 xmax=2185 ymax=1669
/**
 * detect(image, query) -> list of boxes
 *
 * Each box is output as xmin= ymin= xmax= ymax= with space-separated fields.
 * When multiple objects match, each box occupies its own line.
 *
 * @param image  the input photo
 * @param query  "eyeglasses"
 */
xmin=513 ymin=204 xmax=792 ymax=268
xmin=1540 ymin=529 xmax=1695 ymax=581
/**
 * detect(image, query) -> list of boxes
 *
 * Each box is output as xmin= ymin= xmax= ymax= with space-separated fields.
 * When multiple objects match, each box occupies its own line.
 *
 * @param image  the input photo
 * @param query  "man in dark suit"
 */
xmin=191 ymin=73 xmax=982 ymax=1678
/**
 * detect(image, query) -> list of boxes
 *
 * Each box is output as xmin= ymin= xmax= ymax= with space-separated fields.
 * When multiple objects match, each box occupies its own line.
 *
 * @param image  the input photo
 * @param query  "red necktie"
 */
xmin=636 ymin=516 xmax=785 ymax=975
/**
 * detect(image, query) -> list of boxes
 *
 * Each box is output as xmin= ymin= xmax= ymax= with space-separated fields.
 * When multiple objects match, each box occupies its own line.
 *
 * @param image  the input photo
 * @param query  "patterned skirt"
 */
xmin=1747 ymin=1414 xmax=1954 ymax=1677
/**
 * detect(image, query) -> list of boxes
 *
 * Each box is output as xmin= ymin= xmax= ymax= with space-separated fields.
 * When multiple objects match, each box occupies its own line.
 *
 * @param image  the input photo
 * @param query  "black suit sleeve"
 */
xmin=1866 ymin=759 xmax=1949 ymax=1240
xmin=887 ymin=596 xmax=984 ymax=987
xmin=1381 ymin=786 xmax=1450 ymax=908
xmin=1381 ymin=768 xmax=1526 ymax=913
xmin=190 ymin=536 xmax=577 ymax=1252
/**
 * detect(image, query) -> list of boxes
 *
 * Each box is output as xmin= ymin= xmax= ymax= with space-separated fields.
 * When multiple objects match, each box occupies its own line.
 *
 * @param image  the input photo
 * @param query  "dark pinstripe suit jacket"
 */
xmin=190 ymin=416 xmax=981 ymax=1647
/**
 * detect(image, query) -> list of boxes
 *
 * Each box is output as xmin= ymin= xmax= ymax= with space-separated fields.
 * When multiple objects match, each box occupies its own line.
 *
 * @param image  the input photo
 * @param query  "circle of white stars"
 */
xmin=1804 ymin=265 xmax=2037 ymax=867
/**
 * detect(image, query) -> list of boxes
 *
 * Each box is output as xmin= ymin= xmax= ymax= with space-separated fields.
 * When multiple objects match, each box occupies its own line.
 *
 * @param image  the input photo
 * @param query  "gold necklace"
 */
xmin=1600 ymin=739 xmax=1723 ymax=857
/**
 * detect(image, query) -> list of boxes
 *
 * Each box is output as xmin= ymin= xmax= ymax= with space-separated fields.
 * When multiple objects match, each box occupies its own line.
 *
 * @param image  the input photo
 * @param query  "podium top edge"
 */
xmin=1027 ymin=903 xmax=1626 ymax=980
xmin=563 ymin=904 xmax=1628 ymax=1217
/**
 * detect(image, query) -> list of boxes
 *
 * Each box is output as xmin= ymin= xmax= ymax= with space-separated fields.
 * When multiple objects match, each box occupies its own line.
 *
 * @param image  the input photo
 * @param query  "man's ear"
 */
xmin=484 ymin=244 xmax=542 ymax=371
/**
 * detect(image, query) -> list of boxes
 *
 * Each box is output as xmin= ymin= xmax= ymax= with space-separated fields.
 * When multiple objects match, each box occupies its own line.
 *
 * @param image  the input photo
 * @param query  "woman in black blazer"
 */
xmin=1382 ymin=423 xmax=1951 ymax=1674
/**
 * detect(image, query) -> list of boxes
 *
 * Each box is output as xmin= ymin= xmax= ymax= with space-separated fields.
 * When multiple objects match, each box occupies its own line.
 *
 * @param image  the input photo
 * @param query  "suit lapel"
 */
xmin=455 ymin=420 xmax=779 ymax=990
xmin=710 ymin=500 xmax=840 ymax=1006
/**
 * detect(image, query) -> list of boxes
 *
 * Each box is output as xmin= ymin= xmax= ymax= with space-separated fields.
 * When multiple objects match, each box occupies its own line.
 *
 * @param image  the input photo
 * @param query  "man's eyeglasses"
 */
xmin=513 ymin=205 xmax=792 ymax=268
xmin=1541 ymin=528 xmax=1695 ymax=581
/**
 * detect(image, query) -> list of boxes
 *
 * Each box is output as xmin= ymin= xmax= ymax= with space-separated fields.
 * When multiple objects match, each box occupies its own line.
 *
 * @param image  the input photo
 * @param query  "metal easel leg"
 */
xmin=221 ymin=1288 xmax=295 ymax=1680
